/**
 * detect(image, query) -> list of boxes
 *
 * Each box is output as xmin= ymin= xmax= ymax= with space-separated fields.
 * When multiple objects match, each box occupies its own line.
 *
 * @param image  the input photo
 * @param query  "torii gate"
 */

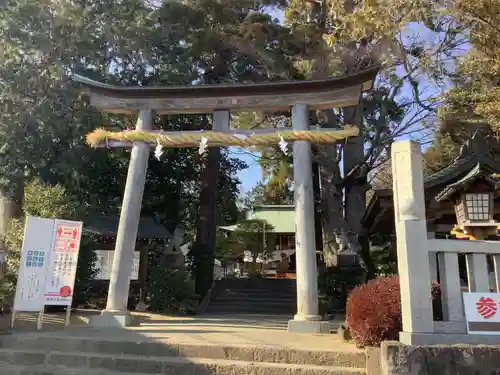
xmin=72 ymin=66 xmax=378 ymax=333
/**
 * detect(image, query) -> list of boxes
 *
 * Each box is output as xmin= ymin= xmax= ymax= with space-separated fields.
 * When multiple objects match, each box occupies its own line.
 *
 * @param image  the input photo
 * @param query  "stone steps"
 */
xmin=216 ymin=290 xmax=296 ymax=296
xmin=210 ymin=298 xmax=296 ymax=307
xmin=0 ymin=354 xmax=366 ymax=375
xmin=0 ymin=336 xmax=365 ymax=368
xmin=213 ymin=295 xmax=295 ymax=303
xmin=213 ymin=295 xmax=296 ymax=302
xmin=0 ymin=364 xmax=161 ymax=375
xmin=208 ymin=279 xmax=297 ymax=315
xmin=0 ymin=336 xmax=366 ymax=373
xmin=205 ymin=305 xmax=295 ymax=314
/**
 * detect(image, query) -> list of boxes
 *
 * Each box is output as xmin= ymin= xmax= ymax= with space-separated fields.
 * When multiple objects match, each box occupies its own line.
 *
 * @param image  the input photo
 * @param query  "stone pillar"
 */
xmin=391 ymin=140 xmax=434 ymax=344
xmin=288 ymin=104 xmax=329 ymax=334
xmin=91 ymin=109 xmax=153 ymax=328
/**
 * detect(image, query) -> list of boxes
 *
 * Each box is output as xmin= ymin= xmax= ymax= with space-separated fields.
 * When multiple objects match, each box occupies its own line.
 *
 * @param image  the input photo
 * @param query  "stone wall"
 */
xmin=381 ymin=341 xmax=500 ymax=375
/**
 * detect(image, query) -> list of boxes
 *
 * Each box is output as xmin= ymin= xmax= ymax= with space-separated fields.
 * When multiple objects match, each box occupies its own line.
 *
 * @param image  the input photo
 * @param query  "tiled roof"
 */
xmin=362 ymin=130 xmax=500 ymax=230
xmin=84 ymin=215 xmax=171 ymax=239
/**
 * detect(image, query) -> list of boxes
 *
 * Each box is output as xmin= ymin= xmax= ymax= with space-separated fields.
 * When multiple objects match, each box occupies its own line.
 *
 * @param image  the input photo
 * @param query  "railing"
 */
xmin=391 ymin=140 xmax=500 ymax=345
xmin=430 ymin=239 xmax=498 ymax=335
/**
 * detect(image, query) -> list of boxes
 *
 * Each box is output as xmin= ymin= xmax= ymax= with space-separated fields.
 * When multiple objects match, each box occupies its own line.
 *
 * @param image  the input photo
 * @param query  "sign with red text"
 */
xmin=44 ymin=220 xmax=83 ymax=306
xmin=463 ymin=293 xmax=500 ymax=335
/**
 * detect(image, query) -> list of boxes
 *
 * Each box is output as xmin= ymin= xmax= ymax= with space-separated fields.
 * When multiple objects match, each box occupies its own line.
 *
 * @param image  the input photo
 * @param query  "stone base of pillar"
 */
xmin=287 ymin=319 xmax=330 ymax=334
xmin=89 ymin=310 xmax=140 ymax=328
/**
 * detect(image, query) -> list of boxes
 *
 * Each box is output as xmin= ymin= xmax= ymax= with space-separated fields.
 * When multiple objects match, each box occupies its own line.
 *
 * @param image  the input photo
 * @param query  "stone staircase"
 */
xmin=0 ymin=331 xmax=369 ymax=374
xmin=206 ymin=278 xmax=297 ymax=315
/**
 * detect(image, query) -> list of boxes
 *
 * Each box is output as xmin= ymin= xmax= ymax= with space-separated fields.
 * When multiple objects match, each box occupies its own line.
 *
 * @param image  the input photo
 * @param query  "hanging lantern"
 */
xmin=454 ymin=192 xmax=494 ymax=225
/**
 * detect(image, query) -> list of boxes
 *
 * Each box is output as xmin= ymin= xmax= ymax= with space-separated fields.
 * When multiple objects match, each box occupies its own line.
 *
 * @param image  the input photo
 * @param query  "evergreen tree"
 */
xmin=0 ymin=0 xmax=248 ymax=303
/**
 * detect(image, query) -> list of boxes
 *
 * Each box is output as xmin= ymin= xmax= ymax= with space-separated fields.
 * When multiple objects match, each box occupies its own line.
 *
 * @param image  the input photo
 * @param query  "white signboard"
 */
xmin=94 ymin=250 xmax=139 ymax=280
xmin=13 ymin=217 xmax=55 ymax=311
xmin=13 ymin=216 xmax=83 ymax=312
xmin=463 ymin=292 xmax=500 ymax=335
xmin=44 ymin=220 xmax=83 ymax=306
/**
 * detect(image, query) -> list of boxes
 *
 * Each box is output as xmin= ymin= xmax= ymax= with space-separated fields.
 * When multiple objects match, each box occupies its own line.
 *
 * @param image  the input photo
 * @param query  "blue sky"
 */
xmin=233 ymin=150 xmax=262 ymax=195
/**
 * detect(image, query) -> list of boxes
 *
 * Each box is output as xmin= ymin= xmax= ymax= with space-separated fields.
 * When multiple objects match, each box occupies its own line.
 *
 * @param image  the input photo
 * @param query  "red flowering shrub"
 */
xmin=346 ymin=276 xmax=442 ymax=348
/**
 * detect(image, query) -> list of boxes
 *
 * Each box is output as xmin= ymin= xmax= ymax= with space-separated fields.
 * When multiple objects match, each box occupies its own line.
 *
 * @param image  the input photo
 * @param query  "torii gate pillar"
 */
xmin=91 ymin=109 xmax=153 ymax=328
xmin=288 ymin=104 xmax=330 ymax=333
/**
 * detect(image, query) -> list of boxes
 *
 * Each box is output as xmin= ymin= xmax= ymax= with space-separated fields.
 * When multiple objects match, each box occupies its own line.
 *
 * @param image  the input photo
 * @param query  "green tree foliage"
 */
xmin=160 ymin=0 xmax=304 ymax=297
xmin=248 ymin=0 xmax=463 ymax=272
xmin=148 ymin=268 xmax=196 ymax=313
xmin=423 ymin=0 xmax=500 ymax=173
xmin=215 ymin=230 xmax=242 ymax=268
xmin=242 ymin=181 xmax=294 ymax=210
xmin=232 ymin=219 xmax=275 ymax=271
xmin=441 ymin=0 xmax=500 ymax=130
xmin=0 ymin=0 xmax=251 ymax=305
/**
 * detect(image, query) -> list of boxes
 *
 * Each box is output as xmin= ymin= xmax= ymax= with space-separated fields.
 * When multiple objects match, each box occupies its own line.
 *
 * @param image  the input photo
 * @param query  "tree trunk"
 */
xmin=191 ymin=145 xmax=221 ymax=299
xmin=0 ymin=183 xmax=24 ymax=279
xmin=315 ymin=107 xmax=353 ymax=267
xmin=317 ymin=142 xmax=348 ymax=267
xmin=342 ymin=105 xmax=364 ymax=256
xmin=342 ymin=105 xmax=376 ymax=276
xmin=0 ymin=183 xmax=23 ymax=241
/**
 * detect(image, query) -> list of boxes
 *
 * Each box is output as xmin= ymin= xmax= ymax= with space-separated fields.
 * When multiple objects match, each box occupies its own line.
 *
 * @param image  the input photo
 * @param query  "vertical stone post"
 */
xmin=391 ymin=140 xmax=434 ymax=344
xmin=91 ymin=109 xmax=153 ymax=328
xmin=288 ymin=104 xmax=329 ymax=334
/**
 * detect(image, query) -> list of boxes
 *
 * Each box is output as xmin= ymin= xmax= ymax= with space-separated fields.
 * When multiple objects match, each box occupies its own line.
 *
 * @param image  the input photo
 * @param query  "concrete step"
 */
xmin=0 ymin=349 xmax=366 ymax=375
xmin=213 ymin=293 xmax=297 ymax=301
xmin=212 ymin=296 xmax=296 ymax=304
xmin=216 ymin=280 xmax=296 ymax=286
xmin=0 ymin=336 xmax=366 ymax=368
xmin=0 ymin=364 xmax=163 ymax=375
xmin=205 ymin=306 xmax=296 ymax=314
xmin=218 ymin=288 xmax=296 ymax=296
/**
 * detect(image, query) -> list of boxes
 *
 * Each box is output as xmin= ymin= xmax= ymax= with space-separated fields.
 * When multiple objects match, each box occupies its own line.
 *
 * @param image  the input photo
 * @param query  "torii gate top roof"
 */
xmin=71 ymin=66 xmax=378 ymax=114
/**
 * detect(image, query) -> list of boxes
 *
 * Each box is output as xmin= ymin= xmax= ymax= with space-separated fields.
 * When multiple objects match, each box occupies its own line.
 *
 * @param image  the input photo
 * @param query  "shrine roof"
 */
xmin=435 ymin=164 xmax=500 ymax=202
xmin=219 ymin=205 xmax=295 ymax=234
xmin=425 ymin=132 xmax=500 ymax=191
xmin=85 ymin=215 xmax=171 ymax=239
xmin=362 ymin=130 xmax=500 ymax=233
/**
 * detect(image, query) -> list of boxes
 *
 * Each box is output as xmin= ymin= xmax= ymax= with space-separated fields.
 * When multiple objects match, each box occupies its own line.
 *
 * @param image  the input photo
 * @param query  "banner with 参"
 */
xmin=464 ymin=292 xmax=500 ymax=335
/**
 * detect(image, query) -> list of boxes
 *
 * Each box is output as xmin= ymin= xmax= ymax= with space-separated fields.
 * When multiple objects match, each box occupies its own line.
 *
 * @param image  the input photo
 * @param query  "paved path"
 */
xmin=0 ymin=311 xmax=354 ymax=352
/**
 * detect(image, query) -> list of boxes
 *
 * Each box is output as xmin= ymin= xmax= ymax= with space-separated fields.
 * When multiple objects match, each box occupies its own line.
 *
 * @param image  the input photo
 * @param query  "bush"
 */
xmin=346 ymin=276 xmax=442 ymax=348
xmin=72 ymin=233 xmax=98 ymax=307
xmin=148 ymin=268 xmax=196 ymax=313
xmin=318 ymin=265 xmax=365 ymax=315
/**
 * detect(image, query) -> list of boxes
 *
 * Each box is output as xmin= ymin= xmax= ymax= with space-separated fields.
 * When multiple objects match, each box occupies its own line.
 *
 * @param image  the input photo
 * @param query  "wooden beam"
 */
xmin=86 ymin=86 xmax=366 ymax=115
xmin=71 ymin=67 xmax=378 ymax=114
xmin=86 ymin=126 xmax=360 ymax=148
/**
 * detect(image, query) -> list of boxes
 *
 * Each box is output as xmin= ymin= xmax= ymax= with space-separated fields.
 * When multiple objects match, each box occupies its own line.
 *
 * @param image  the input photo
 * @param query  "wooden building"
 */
xmin=362 ymin=131 xmax=500 ymax=239
xmin=362 ymin=131 xmax=500 ymax=285
xmin=84 ymin=215 xmax=171 ymax=307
